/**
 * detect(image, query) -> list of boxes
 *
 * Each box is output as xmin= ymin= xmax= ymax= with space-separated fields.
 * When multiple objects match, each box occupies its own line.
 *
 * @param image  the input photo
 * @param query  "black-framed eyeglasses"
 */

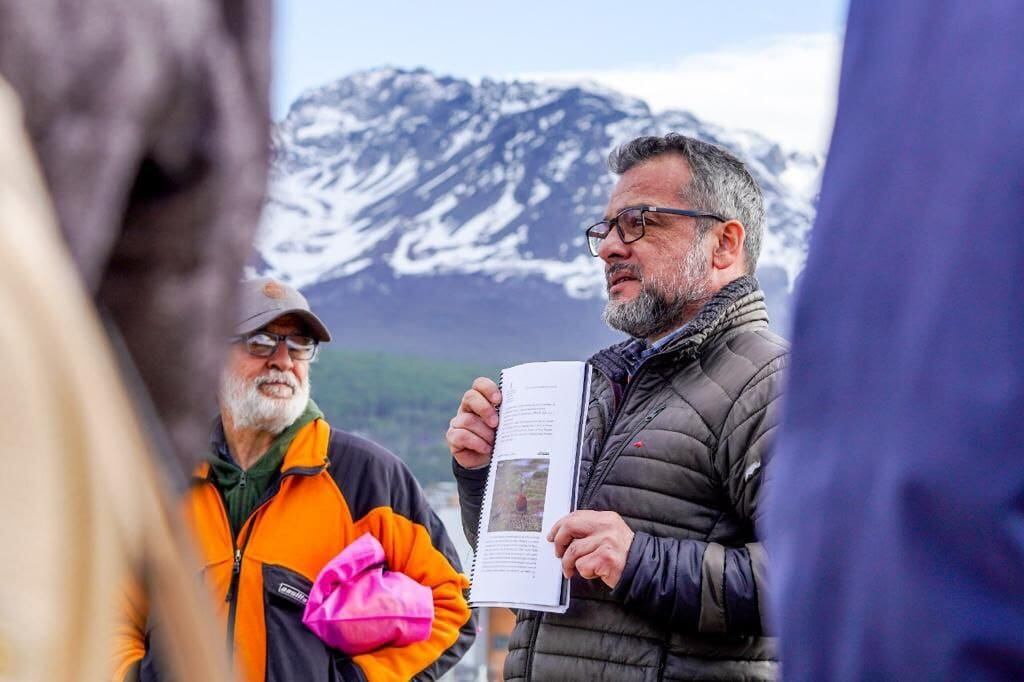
xmin=231 ymin=330 xmax=319 ymax=361
xmin=584 ymin=206 xmax=728 ymax=256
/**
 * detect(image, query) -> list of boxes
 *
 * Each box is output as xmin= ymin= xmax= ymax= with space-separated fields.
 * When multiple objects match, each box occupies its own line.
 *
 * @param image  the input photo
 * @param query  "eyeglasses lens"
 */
xmin=586 ymin=208 xmax=647 ymax=255
xmin=246 ymin=333 xmax=279 ymax=357
xmin=243 ymin=332 xmax=317 ymax=360
xmin=285 ymin=336 xmax=317 ymax=360
xmin=617 ymin=208 xmax=645 ymax=239
xmin=586 ymin=227 xmax=605 ymax=256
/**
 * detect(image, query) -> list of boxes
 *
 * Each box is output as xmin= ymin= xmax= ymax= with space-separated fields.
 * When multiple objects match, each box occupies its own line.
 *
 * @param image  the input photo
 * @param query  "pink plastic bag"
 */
xmin=302 ymin=533 xmax=434 ymax=654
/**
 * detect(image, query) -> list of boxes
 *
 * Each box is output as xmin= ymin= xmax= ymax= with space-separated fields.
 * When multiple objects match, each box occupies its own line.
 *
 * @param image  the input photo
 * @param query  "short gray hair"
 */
xmin=608 ymin=134 xmax=765 ymax=275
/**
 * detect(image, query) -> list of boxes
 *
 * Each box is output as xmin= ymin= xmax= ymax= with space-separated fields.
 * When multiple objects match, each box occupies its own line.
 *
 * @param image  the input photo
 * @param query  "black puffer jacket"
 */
xmin=456 ymin=276 xmax=787 ymax=681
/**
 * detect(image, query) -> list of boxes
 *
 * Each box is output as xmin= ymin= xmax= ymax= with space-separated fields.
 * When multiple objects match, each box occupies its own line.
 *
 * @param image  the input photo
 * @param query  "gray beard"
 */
xmin=603 ymin=242 xmax=712 ymax=340
xmin=219 ymin=369 xmax=310 ymax=434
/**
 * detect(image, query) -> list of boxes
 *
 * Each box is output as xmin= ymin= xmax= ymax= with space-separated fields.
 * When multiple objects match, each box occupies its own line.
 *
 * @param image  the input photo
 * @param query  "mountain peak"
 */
xmin=259 ymin=68 xmax=820 ymax=357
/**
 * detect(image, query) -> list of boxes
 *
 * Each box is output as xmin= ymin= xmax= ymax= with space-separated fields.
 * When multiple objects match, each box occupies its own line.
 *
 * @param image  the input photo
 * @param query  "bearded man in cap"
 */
xmin=114 ymin=277 xmax=474 ymax=682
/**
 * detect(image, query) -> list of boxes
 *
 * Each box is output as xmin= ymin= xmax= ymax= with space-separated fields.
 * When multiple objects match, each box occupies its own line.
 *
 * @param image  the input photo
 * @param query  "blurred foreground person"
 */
xmin=766 ymin=2 xmax=1024 ymax=679
xmin=449 ymin=135 xmax=787 ymax=680
xmin=1 ymin=1 xmax=277 ymax=678
xmin=115 ymin=278 xmax=474 ymax=681
xmin=0 ymin=78 xmax=227 ymax=681
xmin=0 ymin=0 xmax=272 ymax=475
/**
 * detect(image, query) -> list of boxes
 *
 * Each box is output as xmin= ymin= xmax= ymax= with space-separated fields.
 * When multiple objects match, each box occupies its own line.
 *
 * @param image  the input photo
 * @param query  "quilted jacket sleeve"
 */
xmin=611 ymin=354 xmax=786 ymax=635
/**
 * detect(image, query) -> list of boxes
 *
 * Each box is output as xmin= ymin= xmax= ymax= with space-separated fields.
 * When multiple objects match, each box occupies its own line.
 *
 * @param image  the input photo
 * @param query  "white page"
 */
xmin=469 ymin=361 xmax=589 ymax=612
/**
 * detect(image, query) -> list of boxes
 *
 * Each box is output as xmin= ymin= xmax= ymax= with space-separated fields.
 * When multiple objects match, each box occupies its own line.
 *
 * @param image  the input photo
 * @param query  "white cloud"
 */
xmin=515 ymin=33 xmax=842 ymax=154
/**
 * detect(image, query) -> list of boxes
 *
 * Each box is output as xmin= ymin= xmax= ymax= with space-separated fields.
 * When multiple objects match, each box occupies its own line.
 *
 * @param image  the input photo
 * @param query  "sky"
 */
xmin=273 ymin=1 xmax=848 ymax=153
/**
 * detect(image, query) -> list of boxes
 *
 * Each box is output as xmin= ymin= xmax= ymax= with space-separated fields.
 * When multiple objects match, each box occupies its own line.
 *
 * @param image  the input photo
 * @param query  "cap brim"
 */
xmin=234 ymin=308 xmax=332 ymax=342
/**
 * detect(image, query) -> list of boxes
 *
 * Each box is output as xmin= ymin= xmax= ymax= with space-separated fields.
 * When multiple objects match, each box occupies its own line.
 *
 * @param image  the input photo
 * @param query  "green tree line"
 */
xmin=311 ymin=349 xmax=498 ymax=483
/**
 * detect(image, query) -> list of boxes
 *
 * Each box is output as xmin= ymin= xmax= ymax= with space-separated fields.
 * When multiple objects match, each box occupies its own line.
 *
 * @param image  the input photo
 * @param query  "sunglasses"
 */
xmin=232 ymin=331 xmax=318 ymax=361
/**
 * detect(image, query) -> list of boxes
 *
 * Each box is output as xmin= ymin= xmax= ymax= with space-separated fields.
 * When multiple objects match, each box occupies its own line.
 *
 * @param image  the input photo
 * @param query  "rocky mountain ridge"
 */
xmin=256 ymin=67 xmax=820 ymax=363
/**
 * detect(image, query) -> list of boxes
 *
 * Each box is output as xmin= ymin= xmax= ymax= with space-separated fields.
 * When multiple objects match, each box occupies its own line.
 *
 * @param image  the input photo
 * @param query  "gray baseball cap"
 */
xmin=234 ymin=277 xmax=332 ymax=342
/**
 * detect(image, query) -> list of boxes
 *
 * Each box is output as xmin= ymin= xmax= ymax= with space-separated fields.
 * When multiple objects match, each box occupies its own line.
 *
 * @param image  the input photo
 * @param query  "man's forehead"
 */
xmin=605 ymin=155 xmax=693 ymax=215
xmin=262 ymin=314 xmax=309 ymax=335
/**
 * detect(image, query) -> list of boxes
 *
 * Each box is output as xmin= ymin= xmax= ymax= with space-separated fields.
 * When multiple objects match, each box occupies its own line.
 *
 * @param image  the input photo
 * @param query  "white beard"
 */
xmin=219 ymin=368 xmax=310 ymax=434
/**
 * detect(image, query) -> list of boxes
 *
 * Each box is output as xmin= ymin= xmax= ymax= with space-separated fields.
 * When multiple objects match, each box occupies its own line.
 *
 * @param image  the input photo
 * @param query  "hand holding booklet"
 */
xmin=468 ymin=361 xmax=591 ymax=613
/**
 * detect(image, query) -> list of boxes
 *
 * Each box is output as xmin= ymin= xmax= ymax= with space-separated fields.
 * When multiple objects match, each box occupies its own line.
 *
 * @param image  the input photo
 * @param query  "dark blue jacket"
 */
xmin=765 ymin=2 xmax=1024 ymax=680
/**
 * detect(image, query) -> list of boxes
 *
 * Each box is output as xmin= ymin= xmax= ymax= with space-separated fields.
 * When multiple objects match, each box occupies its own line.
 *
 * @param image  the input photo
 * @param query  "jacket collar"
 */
xmin=193 ymin=416 xmax=331 ymax=481
xmin=589 ymin=274 xmax=767 ymax=380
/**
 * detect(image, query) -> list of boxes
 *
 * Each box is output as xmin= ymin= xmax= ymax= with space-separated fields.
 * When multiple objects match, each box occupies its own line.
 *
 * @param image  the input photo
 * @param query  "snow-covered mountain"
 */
xmin=257 ymin=67 xmax=820 ymax=363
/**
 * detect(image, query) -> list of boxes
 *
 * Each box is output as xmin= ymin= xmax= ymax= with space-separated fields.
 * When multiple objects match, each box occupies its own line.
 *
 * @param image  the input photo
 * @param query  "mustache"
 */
xmin=254 ymin=370 xmax=299 ymax=390
xmin=605 ymin=263 xmax=642 ymax=286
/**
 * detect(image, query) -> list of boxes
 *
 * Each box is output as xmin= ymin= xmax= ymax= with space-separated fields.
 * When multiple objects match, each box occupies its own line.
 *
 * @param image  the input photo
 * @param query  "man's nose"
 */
xmin=267 ymin=340 xmax=294 ymax=371
xmin=597 ymin=227 xmax=630 ymax=262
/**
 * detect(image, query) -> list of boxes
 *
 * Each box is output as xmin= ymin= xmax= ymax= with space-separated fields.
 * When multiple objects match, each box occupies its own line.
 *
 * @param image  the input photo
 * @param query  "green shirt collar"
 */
xmin=207 ymin=399 xmax=324 ymax=538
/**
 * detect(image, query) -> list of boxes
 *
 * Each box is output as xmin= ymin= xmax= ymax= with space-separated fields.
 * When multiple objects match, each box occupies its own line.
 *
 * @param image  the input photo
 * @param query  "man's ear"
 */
xmin=711 ymin=219 xmax=746 ymax=271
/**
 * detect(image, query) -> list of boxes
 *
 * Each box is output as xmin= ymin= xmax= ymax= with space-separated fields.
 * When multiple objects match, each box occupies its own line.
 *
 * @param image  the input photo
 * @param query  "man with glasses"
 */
xmin=448 ymin=134 xmax=787 ymax=680
xmin=115 ymin=277 xmax=475 ymax=681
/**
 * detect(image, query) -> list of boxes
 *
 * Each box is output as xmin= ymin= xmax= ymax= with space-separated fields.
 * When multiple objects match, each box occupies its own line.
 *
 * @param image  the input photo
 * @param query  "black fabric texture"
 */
xmin=262 ymin=563 xmax=366 ymax=682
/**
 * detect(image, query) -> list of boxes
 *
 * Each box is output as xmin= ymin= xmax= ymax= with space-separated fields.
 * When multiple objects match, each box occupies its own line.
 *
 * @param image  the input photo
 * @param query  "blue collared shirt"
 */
xmin=623 ymin=322 xmax=691 ymax=376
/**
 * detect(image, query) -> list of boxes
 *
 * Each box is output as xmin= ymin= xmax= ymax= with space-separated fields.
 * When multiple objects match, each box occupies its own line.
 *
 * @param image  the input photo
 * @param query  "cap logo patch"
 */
xmin=263 ymin=281 xmax=287 ymax=299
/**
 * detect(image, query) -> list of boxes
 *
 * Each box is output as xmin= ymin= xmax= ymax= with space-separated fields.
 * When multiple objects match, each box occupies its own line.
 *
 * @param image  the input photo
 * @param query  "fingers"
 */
xmin=447 ymin=409 xmax=496 ymax=464
xmin=560 ymin=535 xmax=601 ymax=579
xmin=471 ymin=377 xmax=502 ymax=405
xmin=446 ymin=425 xmax=491 ymax=458
xmin=448 ymin=377 xmax=502 ymax=468
xmin=449 ymin=412 xmax=495 ymax=446
xmin=546 ymin=516 xmax=565 ymax=545
xmin=547 ymin=511 xmax=635 ymax=588
xmin=450 ymin=448 xmax=492 ymax=470
xmin=547 ymin=511 xmax=596 ymax=552
xmin=458 ymin=377 xmax=501 ymax=425
xmin=446 ymin=421 xmax=493 ymax=469
xmin=574 ymin=545 xmax=620 ymax=584
xmin=458 ymin=388 xmax=500 ymax=427
xmin=550 ymin=520 xmax=577 ymax=557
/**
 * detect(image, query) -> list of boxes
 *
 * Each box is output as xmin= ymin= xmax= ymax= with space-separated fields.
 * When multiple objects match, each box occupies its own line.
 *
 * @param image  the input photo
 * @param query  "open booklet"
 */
xmin=468 ymin=361 xmax=591 ymax=613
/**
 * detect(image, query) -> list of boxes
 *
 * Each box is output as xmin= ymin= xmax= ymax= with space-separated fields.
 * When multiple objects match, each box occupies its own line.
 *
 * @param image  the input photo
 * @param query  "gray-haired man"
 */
xmin=116 ymin=277 xmax=475 ymax=681
xmin=447 ymin=134 xmax=788 ymax=680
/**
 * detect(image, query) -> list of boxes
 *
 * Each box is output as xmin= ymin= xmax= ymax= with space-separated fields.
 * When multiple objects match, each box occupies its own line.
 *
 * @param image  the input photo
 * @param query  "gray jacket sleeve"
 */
xmin=612 ymin=355 xmax=786 ymax=635
xmin=452 ymin=460 xmax=489 ymax=549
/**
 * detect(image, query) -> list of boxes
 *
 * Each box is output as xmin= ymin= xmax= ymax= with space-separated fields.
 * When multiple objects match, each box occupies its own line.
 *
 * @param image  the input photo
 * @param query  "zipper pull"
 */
xmin=225 ymin=549 xmax=242 ymax=603
xmin=644 ymin=405 xmax=666 ymax=423
xmin=239 ymin=471 xmax=247 ymax=488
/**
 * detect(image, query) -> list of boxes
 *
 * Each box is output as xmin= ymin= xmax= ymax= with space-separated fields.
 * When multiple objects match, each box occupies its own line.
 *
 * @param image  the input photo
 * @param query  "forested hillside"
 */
xmin=311 ymin=349 xmax=498 ymax=483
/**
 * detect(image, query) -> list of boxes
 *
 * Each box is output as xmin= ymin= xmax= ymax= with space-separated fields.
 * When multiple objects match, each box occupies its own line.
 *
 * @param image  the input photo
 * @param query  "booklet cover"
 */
xmin=468 ymin=361 xmax=591 ymax=613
